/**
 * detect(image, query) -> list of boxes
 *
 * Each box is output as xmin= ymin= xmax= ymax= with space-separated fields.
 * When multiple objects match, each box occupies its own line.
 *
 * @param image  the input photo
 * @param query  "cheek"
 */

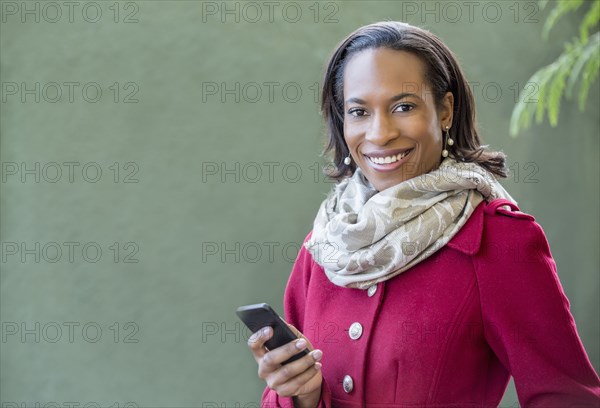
xmin=343 ymin=122 xmax=361 ymax=149
xmin=418 ymin=133 xmax=443 ymax=168
xmin=410 ymin=122 xmax=442 ymax=163
xmin=411 ymin=123 xmax=439 ymax=149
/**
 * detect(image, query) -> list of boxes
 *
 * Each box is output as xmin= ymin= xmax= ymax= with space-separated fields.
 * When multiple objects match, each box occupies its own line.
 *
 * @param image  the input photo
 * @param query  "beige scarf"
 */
xmin=305 ymin=157 xmax=516 ymax=289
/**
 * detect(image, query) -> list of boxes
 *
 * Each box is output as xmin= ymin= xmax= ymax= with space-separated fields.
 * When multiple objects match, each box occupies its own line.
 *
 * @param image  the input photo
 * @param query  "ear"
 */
xmin=439 ymin=91 xmax=454 ymax=128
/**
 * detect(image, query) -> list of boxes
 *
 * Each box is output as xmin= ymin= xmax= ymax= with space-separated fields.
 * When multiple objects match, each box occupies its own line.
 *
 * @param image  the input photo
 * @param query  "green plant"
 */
xmin=510 ymin=0 xmax=599 ymax=136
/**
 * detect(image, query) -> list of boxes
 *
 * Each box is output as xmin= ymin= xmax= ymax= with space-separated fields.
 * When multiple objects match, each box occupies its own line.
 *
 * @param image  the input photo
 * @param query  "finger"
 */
xmin=260 ymin=336 xmax=309 ymax=372
xmin=286 ymin=323 xmax=314 ymax=351
xmin=277 ymin=362 xmax=321 ymax=396
xmin=261 ymin=346 xmax=322 ymax=383
xmin=247 ymin=326 xmax=272 ymax=362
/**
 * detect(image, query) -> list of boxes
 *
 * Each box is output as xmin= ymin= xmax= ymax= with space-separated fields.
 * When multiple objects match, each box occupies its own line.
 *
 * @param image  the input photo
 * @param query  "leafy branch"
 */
xmin=510 ymin=0 xmax=599 ymax=136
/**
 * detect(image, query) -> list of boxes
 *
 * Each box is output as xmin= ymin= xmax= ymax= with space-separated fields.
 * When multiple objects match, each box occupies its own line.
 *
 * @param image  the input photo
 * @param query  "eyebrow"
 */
xmin=345 ymin=92 xmax=417 ymax=105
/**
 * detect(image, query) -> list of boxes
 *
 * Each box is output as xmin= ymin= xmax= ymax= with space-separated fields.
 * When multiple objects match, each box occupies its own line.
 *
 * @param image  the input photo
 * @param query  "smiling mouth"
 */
xmin=365 ymin=149 xmax=413 ymax=165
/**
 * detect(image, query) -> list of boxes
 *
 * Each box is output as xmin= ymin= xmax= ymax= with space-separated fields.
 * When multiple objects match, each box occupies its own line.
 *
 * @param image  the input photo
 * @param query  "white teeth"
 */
xmin=367 ymin=150 xmax=411 ymax=165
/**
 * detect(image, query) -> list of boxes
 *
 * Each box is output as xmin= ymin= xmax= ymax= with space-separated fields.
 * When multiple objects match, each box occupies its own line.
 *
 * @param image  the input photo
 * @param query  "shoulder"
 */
xmin=482 ymin=198 xmax=546 ymax=240
xmin=479 ymin=198 xmax=553 ymax=261
xmin=447 ymin=198 xmax=550 ymax=256
xmin=483 ymin=198 xmax=535 ymax=222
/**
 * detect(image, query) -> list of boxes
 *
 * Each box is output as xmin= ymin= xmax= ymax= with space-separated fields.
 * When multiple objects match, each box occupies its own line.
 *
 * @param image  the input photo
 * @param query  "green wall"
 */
xmin=1 ymin=1 xmax=598 ymax=406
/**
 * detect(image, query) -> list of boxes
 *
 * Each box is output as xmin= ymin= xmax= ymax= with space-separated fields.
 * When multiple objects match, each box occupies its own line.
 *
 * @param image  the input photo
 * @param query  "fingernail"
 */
xmin=315 ymin=362 xmax=322 ymax=370
xmin=295 ymin=339 xmax=307 ymax=349
xmin=261 ymin=327 xmax=272 ymax=337
xmin=311 ymin=349 xmax=323 ymax=361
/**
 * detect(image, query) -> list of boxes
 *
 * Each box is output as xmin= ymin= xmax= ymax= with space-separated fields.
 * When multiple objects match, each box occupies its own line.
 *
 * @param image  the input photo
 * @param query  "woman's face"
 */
xmin=343 ymin=47 xmax=453 ymax=192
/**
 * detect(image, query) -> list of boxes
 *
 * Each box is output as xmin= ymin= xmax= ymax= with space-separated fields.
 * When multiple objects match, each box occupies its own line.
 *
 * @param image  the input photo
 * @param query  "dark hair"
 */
xmin=320 ymin=21 xmax=508 ymax=180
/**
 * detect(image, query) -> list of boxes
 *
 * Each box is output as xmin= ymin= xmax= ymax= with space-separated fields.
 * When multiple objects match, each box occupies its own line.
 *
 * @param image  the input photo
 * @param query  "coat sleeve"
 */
xmin=260 ymin=232 xmax=333 ymax=408
xmin=474 ymin=208 xmax=600 ymax=407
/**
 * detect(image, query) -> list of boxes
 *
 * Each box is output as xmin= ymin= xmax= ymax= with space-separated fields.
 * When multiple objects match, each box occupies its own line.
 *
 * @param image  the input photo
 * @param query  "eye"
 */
xmin=347 ymin=108 xmax=367 ymax=117
xmin=394 ymin=103 xmax=414 ymax=112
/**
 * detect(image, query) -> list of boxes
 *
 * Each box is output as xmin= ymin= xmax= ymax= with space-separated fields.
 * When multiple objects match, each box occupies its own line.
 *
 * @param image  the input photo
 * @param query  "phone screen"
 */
xmin=236 ymin=303 xmax=309 ymax=364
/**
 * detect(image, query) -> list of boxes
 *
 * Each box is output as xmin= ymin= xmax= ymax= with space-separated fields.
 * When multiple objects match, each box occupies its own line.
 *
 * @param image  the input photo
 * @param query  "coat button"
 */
xmin=343 ymin=374 xmax=354 ymax=393
xmin=367 ymin=284 xmax=377 ymax=297
xmin=349 ymin=322 xmax=363 ymax=340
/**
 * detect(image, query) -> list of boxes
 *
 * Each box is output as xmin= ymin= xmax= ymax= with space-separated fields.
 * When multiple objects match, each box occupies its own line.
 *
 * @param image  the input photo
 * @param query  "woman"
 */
xmin=247 ymin=21 xmax=600 ymax=407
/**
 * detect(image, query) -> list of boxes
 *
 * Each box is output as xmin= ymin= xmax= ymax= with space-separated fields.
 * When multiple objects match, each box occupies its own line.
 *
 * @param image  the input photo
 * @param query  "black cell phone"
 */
xmin=236 ymin=303 xmax=309 ymax=365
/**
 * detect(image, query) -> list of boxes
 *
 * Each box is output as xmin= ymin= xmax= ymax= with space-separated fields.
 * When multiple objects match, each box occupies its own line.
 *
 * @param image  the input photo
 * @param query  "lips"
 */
xmin=363 ymin=148 xmax=414 ymax=172
xmin=365 ymin=149 xmax=412 ymax=164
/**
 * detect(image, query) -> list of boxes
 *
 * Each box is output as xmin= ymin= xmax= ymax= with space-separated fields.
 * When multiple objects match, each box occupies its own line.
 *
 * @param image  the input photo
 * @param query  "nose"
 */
xmin=365 ymin=112 xmax=399 ymax=145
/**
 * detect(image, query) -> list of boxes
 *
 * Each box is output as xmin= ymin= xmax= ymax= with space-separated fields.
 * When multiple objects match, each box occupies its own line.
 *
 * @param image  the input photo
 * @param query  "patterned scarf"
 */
xmin=305 ymin=157 xmax=516 ymax=289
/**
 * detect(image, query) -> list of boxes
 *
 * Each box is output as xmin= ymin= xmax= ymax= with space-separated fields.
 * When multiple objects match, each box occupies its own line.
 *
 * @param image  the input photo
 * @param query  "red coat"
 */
xmin=261 ymin=199 xmax=600 ymax=407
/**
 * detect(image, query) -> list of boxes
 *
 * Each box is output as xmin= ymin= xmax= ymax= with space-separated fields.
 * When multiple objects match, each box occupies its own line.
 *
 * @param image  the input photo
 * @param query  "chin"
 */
xmin=367 ymin=175 xmax=407 ymax=192
xmin=360 ymin=166 xmax=414 ymax=192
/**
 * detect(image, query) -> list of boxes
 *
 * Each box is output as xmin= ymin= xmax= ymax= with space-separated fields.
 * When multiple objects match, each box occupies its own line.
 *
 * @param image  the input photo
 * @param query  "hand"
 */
xmin=247 ymin=322 xmax=323 ymax=404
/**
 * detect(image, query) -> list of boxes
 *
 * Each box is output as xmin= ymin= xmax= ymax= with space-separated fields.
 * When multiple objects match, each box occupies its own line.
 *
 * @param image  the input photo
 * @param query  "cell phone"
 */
xmin=236 ymin=303 xmax=309 ymax=365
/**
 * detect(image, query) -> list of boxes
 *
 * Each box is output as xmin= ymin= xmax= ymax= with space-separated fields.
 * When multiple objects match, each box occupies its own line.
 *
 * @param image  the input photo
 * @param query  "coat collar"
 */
xmin=445 ymin=200 xmax=485 ymax=255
